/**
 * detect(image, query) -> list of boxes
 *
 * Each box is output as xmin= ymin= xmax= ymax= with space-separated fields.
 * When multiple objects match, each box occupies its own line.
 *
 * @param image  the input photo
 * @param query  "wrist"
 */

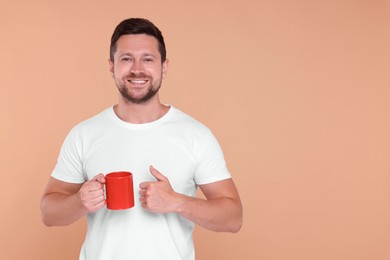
xmin=75 ymin=190 xmax=90 ymax=214
xmin=172 ymin=193 xmax=192 ymax=215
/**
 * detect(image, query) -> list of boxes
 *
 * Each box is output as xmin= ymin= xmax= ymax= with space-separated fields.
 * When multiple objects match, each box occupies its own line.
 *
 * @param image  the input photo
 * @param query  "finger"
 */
xmin=140 ymin=201 xmax=148 ymax=208
xmin=139 ymin=182 xmax=152 ymax=189
xmin=90 ymin=199 xmax=106 ymax=212
xmin=87 ymin=189 xmax=105 ymax=200
xmin=92 ymin=173 xmax=106 ymax=184
xmin=87 ymin=196 xmax=105 ymax=208
xmin=91 ymin=173 xmax=103 ymax=181
xmin=149 ymin=165 xmax=168 ymax=182
xmin=80 ymin=190 xmax=104 ymax=204
xmin=86 ymin=181 xmax=104 ymax=191
xmin=97 ymin=175 xmax=106 ymax=184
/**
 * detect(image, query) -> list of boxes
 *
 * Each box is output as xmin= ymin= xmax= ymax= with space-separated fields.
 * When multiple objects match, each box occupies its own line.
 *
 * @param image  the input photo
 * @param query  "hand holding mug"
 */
xmin=79 ymin=174 xmax=106 ymax=212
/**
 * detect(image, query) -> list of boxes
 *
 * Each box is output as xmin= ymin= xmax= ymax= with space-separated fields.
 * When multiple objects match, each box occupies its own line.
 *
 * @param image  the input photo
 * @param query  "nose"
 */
xmin=130 ymin=59 xmax=144 ymax=74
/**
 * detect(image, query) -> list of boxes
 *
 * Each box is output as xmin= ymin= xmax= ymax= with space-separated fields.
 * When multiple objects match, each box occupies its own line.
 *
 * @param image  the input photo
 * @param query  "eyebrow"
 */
xmin=119 ymin=52 xmax=157 ymax=58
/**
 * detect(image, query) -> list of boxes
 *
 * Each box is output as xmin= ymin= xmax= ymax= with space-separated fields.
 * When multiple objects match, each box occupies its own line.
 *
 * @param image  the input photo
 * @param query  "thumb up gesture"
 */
xmin=139 ymin=166 xmax=182 ymax=214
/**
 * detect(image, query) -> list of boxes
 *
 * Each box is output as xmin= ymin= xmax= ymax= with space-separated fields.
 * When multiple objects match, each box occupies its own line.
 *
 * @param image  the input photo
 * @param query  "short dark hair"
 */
xmin=110 ymin=18 xmax=166 ymax=62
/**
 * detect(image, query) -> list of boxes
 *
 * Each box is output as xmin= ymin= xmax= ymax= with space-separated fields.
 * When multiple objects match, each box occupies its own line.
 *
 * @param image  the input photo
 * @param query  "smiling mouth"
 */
xmin=127 ymin=79 xmax=148 ymax=84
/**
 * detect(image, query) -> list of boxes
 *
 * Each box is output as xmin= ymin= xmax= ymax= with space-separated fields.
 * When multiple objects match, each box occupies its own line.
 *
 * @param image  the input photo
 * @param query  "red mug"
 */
xmin=105 ymin=171 xmax=134 ymax=210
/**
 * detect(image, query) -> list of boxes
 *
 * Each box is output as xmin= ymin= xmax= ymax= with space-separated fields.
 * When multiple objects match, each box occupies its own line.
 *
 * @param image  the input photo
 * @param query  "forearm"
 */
xmin=175 ymin=194 xmax=243 ymax=233
xmin=139 ymin=169 xmax=243 ymax=232
xmin=40 ymin=192 xmax=88 ymax=227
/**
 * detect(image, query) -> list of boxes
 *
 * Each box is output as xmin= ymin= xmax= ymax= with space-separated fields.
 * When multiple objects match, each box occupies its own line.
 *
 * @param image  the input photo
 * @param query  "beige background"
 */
xmin=1 ymin=1 xmax=389 ymax=259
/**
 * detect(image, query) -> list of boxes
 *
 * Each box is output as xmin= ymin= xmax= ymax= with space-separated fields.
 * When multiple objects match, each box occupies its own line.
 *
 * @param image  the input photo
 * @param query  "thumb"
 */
xmin=149 ymin=165 xmax=168 ymax=182
xmin=92 ymin=173 xmax=106 ymax=184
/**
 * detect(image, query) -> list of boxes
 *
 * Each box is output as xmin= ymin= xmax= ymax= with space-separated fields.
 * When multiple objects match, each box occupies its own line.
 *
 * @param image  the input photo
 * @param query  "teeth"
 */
xmin=129 ymin=80 xmax=147 ymax=84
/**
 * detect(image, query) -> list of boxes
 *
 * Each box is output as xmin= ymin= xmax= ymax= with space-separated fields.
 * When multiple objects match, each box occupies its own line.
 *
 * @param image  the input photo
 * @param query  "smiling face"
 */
xmin=109 ymin=34 xmax=168 ymax=104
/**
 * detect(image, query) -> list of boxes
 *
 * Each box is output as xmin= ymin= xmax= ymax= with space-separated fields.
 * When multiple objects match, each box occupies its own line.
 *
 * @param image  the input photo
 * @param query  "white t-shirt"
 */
xmin=52 ymin=106 xmax=231 ymax=260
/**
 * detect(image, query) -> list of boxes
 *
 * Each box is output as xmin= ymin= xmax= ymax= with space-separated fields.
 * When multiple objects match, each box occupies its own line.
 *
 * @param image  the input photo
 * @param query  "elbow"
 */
xmin=232 ymin=222 xmax=243 ymax=233
xmin=229 ymin=216 xmax=243 ymax=233
xmin=41 ymin=216 xmax=53 ymax=227
xmin=40 ymin=208 xmax=54 ymax=227
xmin=41 ymin=211 xmax=57 ymax=227
xmin=40 ymin=199 xmax=56 ymax=227
xmin=223 ymin=207 xmax=243 ymax=233
xmin=230 ymin=204 xmax=243 ymax=233
xmin=40 ymin=203 xmax=50 ymax=226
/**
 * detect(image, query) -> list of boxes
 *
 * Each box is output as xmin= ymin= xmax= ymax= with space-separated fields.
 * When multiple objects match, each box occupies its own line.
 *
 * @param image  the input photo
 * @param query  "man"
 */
xmin=41 ymin=18 xmax=243 ymax=260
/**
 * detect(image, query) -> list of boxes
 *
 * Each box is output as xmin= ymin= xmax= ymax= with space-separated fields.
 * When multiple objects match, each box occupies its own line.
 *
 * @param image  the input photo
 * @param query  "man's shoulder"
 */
xmin=168 ymin=107 xmax=214 ymax=140
xmin=170 ymin=107 xmax=210 ymax=131
xmin=69 ymin=107 xmax=112 ymax=134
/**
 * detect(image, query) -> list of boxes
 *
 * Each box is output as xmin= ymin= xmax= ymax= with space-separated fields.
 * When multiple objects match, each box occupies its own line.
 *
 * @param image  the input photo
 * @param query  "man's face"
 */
xmin=109 ymin=34 xmax=168 ymax=104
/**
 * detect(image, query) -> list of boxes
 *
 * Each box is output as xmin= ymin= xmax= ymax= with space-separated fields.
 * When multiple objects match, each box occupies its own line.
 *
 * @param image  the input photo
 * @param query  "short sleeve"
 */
xmin=51 ymin=128 xmax=87 ymax=183
xmin=193 ymin=130 xmax=231 ymax=185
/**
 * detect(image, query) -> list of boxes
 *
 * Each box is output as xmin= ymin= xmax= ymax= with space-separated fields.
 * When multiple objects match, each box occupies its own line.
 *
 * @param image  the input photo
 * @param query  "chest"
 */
xmin=82 ymin=129 xmax=198 ymax=194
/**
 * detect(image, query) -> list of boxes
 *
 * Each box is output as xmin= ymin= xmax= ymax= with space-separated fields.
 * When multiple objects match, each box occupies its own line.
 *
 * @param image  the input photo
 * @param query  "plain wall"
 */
xmin=1 ymin=1 xmax=389 ymax=259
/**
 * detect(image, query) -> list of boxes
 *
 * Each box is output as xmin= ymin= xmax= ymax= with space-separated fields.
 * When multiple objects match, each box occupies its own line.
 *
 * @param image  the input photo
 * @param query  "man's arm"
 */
xmin=40 ymin=174 xmax=106 ymax=227
xmin=139 ymin=166 xmax=243 ymax=233
xmin=179 ymin=178 xmax=243 ymax=233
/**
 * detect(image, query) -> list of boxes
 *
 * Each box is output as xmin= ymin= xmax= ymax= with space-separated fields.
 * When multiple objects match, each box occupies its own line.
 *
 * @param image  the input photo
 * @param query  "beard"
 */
xmin=117 ymin=72 xmax=162 ymax=104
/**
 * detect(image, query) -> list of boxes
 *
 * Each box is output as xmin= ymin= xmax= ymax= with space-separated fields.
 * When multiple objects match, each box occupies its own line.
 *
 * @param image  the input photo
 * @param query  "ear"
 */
xmin=162 ymin=59 xmax=169 ymax=79
xmin=108 ymin=59 xmax=114 ymax=79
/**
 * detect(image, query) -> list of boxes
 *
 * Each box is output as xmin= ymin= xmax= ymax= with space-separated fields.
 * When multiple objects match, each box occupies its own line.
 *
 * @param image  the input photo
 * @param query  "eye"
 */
xmin=143 ymin=57 xmax=154 ymax=62
xmin=121 ymin=56 xmax=132 ymax=62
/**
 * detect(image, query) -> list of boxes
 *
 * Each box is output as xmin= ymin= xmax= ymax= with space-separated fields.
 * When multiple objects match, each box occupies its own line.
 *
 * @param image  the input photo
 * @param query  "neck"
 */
xmin=114 ymin=95 xmax=169 ymax=124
